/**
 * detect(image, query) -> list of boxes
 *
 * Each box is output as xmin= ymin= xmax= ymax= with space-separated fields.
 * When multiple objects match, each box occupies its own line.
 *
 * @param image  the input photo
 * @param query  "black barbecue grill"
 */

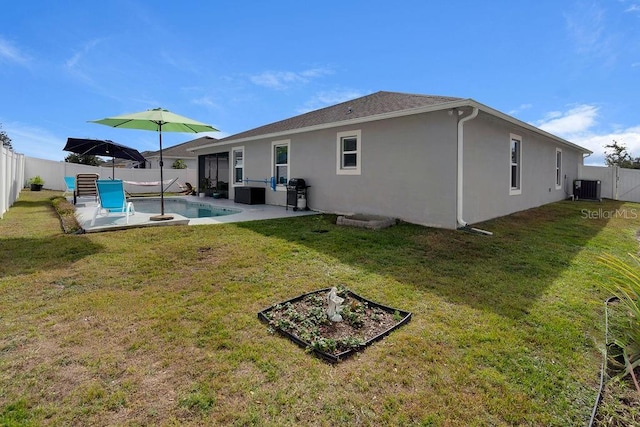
xmin=286 ymin=178 xmax=309 ymax=211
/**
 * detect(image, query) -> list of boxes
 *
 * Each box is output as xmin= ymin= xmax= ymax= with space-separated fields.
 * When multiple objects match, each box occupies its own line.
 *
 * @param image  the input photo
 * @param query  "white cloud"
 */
xmin=192 ymin=96 xmax=218 ymax=108
xmin=565 ymin=2 xmax=605 ymax=50
xmin=508 ymin=103 xmax=532 ymax=116
xmin=65 ymin=38 xmax=106 ymax=83
xmin=297 ymin=90 xmax=367 ymax=114
xmin=564 ymin=2 xmax=617 ymax=65
xmin=535 ymin=104 xmax=640 ymax=165
xmin=578 ymin=128 xmax=640 ymax=165
xmin=536 ymin=104 xmax=599 ymax=135
xmin=0 ymin=36 xmax=30 ymax=65
xmin=249 ymin=68 xmax=333 ymax=90
xmin=625 ymin=3 xmax=640 ymax=13
xmin=4 ymin=122 xmax=66 ymax=161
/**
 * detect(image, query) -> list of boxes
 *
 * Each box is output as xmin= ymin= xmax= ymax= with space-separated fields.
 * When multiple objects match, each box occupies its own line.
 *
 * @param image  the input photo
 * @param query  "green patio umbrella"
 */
xmin=89 ymin=108 xmax=218 ymax=221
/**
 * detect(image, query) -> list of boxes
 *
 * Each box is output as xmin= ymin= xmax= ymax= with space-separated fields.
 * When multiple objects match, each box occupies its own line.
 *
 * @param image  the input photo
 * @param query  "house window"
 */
xmin=555 ymin=148 xmax=562 ymax=190
xmin=232 ymin=147 xmax=244 ymax=186
xmin=510 ymin=134 xmax=522 ymax=195
xmin=272 ymin=140 xmax=290 ymax=188
xmin=336 ymin=130 xmax=361 ymax=175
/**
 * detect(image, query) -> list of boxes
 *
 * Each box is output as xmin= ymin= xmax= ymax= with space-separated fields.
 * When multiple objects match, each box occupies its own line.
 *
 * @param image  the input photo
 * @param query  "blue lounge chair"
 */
xmin=63 ymin=176 xmax=75 ymax=197
xmin=91 ymin=179 xmax=135 ymax=225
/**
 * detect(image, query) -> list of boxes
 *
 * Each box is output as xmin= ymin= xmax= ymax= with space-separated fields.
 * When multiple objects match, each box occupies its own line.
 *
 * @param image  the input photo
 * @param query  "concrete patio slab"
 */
xmin=74 ymin=195 xmax=318 ymax=233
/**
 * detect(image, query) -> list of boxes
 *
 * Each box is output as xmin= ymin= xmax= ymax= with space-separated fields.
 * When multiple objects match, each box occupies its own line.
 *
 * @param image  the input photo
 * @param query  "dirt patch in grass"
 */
xmin=595 ymin=376 xmax=640 ymax=426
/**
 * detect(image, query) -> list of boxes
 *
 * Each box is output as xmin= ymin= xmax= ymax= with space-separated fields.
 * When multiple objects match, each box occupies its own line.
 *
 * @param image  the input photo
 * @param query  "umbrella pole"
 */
xmin=112 ymin=157 xmax=115 ymax=179
xmin=150 ymin=124 xmax=174 ymax=221
xmin=159 ymin=128 xmax=165 ymax=215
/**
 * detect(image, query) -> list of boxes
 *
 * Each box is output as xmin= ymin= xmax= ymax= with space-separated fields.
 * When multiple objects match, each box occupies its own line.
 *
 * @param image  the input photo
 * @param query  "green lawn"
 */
xmin=0 ymin=190 xmax=637 ymax=426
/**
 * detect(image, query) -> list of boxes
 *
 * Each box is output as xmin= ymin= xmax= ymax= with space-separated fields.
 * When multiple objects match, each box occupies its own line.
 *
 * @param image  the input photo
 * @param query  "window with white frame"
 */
xmin=510 ymin=134 xmax=522 ymax=195
xmin=272 ymin=140 xmax=290 ymax=188
xmin=336 ymin=130 xmax=361 ymax=175
xmin=232 ymin=147 xmax=244 ymax=186
xmin=555 ymin=148 xmax=562 ymax=190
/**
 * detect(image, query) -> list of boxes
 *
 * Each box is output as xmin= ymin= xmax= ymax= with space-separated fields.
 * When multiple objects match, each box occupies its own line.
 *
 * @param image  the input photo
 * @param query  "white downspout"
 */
xmin=456 ymin=107 xmax=478 ymax=228
xmin=455 ymin=107 xmax=492 ymax=235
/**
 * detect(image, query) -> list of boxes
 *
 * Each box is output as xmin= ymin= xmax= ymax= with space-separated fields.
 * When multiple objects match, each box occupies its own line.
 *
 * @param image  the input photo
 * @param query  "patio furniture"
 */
xmin=74 ymin=173 xmax=100 ymax=205
xmin=178 ymin=182 xmax=195 ymax=195
xmin=123 ymin=177 xmax=179 ymax=193
xmin=234 ymin=186 xmax=265 ymax=205
xmin=91 ymin=179 xmax=135 ymax=226
xmin=63 ymin=176 xmax=75 ymax=197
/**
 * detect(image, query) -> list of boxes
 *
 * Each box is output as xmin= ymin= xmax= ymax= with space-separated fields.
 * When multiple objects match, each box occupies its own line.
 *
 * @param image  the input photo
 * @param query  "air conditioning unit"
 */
xmin=574 ymin=180 xmax=601 ymax=201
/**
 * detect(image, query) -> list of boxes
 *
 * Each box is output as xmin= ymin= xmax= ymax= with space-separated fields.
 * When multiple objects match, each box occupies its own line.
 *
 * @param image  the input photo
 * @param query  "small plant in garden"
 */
xmin=307 ymin=306 xmax=328 ymax=324
xmin=342 ymin=305 xmax=365 ymax=328
xmin=338 ymin=336 xmax=363 ymax=350
xmin=275 ymin=318 xmax=295 ymax=331
xmin=310 ymin=338 xmax=337 ymax=353
xmin=283 ymin=303 xmax=305 ymax=322
xmin=307 ymin=293 xmax=324 ymax=307
xmin=599 ymin=253 xmax=640 ymax=391
xmin=371 ymin=307 xmax=384 ymax=322
xmin=335 ymin=284 xmax=349 ymax=298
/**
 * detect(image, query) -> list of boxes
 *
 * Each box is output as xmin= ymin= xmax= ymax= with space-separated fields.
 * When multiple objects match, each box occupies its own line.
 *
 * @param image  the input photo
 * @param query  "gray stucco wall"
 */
xmin=285 ymin=111 xmax=459 ymax=228
xmin=204 ymin=110 xmax=459 ymax=228
xmin=200 ymin=108 xmax=584 ymax=229
xmin=462 ymin=111 xmax=582 ymax=225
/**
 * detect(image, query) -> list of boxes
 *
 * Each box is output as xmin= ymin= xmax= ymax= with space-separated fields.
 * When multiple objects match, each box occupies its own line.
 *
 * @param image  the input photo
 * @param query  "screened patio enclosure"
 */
xmin=198 ymin=152 xmax=229 ymax=198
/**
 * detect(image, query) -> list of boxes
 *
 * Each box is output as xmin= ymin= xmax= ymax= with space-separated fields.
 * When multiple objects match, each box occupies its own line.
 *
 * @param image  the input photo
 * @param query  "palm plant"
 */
xmin=599 ymin=253 xmax=640 ymax=392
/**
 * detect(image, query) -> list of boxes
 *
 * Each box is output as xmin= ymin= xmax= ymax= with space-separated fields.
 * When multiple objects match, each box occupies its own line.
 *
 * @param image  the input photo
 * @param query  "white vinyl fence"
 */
xmin=24 ymin=157 xmax=197 ymax=195
xmin=579 ymin=165 xmax=640 ymax=203
xmin=0 ymin=146 xmax=25 ymax=219
xmin=0 ymin=155 xmax=197 ymax=220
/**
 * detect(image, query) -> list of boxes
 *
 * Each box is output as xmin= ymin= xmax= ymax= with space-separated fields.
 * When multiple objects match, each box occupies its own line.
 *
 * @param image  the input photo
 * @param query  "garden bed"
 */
xmin=258 ymin=287 xmax=411 ymax=363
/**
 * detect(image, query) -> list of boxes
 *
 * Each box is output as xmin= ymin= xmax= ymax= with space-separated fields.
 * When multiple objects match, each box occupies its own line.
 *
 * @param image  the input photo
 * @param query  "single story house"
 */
xmin=190 ymin=91 xmax=591 ymax=229
xmin=145 ymin=136 xmax=217 ymax=170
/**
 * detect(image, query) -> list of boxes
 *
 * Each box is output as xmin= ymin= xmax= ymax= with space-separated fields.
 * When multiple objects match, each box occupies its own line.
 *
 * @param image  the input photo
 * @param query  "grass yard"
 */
xmin=1 ymin=190 xmax=639 ymax=426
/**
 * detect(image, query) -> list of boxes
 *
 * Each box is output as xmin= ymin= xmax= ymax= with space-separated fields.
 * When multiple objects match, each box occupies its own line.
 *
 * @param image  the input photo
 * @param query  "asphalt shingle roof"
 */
xmin=219 ymin=91 xmax=462 ymax=142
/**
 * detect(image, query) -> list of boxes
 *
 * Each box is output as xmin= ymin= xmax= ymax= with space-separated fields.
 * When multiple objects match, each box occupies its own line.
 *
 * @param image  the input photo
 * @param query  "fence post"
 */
xmin=1 ymin=146 xmax=6 ymax=219
xmin=614 ymin=166 xmax=619 ymax=201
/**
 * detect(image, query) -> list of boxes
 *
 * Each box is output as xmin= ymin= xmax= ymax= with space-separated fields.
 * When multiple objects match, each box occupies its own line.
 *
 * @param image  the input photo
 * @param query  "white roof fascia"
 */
xmin=464 ymin=99 xmax=592 ymax=154
xmin=193 ymin=99 xmax=592 ymax=154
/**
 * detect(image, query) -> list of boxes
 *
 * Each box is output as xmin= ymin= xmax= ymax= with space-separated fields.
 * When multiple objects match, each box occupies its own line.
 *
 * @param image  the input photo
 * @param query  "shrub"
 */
xmin=28 ymin=175 xmax=44 ymax=185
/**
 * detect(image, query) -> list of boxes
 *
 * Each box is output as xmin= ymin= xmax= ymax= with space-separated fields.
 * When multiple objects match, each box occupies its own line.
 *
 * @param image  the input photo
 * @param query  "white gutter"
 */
xmin=192 ymin=99 xmax=592 ymax=156
xmin=457 ymin=107 xmax=478 ymax=228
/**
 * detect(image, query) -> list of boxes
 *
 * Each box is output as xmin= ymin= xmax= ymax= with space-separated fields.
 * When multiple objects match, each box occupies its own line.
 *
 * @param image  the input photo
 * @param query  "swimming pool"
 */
xmin=132 ymin=198 xmax=241 ymax=219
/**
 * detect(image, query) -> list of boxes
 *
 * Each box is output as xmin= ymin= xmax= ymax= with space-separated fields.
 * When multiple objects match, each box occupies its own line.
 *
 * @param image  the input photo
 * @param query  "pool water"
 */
xmin=132 ymin=198 xmax=240 ymax=219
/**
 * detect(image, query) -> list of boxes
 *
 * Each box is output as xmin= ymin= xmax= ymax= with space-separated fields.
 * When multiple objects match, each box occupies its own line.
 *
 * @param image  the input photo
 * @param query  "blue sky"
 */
xmin=1 ymin=0 xmax=639 ymax=165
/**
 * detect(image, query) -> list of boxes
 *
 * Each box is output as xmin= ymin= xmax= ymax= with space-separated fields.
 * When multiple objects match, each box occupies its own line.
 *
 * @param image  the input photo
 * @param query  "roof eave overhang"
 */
xmin=193 ymin=99 xmax=592 ymax=154
xmin=464 ymin=99 xmax=592 ymax=154
xmin=146 ymin=154 xmax=196 ymax=159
